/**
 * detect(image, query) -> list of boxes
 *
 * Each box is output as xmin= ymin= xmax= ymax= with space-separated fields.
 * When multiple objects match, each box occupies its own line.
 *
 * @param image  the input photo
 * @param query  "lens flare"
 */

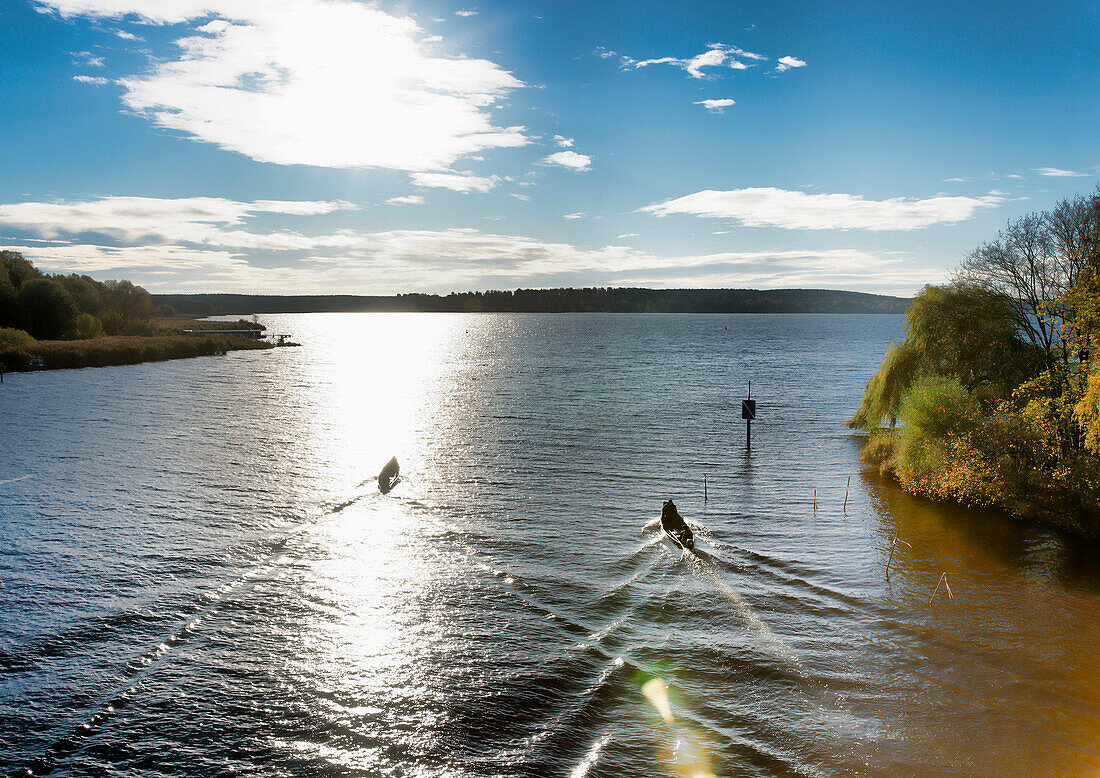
xmin=642 ymin=677 xmax=675 ymax=724
xmin=641 ymin=677 xmax=718 ymax=778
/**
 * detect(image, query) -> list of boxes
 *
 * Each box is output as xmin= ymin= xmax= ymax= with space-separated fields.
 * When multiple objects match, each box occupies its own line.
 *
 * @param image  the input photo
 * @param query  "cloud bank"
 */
xmin=641 ymin=187 xmax=1004 ymax=230
xmin=0 ymin=195 xmax=932 ymax=294
xmin=1033 ymin=167 xmax=1088 ymax=177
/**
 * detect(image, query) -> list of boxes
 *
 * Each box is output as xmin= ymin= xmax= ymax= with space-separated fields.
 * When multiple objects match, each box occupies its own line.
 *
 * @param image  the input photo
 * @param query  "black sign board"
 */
xmin=742 ymin=399 xmax=756 ymax=420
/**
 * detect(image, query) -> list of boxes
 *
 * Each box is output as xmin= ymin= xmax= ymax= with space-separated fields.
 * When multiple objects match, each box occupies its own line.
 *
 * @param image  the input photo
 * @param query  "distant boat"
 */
xmin=378 ymin=456 xmax=400 ymax=494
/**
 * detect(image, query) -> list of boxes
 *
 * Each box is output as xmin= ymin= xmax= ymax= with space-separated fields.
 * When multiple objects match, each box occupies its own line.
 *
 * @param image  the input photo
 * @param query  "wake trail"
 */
xmin=686 ymin=551 xmax=806 ymax=674
xmin=680 ymin=538 xmax=867 ymax=766
xmin=0 ymin=475 xmax=32 ymax=486
xmin=17 ymin=484 xmax=376 ymax=776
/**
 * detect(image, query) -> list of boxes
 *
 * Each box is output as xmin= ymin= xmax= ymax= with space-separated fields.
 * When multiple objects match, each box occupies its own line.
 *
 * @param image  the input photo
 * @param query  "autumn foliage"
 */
xmin=851 ymin=189 xmax=1100 ymax=536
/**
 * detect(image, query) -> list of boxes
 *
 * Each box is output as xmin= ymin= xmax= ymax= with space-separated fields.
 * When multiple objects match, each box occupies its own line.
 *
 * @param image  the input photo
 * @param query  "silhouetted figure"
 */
xmin=660 ymin=499 xmax=694 ymax=550
xmin=378 ymin=456 xmax=400 ymax=494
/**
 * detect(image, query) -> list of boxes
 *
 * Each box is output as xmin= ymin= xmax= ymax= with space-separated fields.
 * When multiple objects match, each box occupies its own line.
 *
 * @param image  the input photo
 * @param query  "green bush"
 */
xmin=0 ymin=327 xmax=35 ymax=348
xmin=66 ymin=313 xmax=104 ymax=340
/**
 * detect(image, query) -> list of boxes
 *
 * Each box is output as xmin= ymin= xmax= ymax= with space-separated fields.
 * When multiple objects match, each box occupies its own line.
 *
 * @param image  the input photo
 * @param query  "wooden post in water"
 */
xmin=813 ymin=489 xmax=817 ymax=513
xmin=843 ymin=476 xmax=850 ymax=511
xmin=929 ymin=572 xmax=954 ymax=606
xmin=885 ymin=536 xmax=911 ymax=581
xmin=704 ymin=473 xmax=708 ymax=503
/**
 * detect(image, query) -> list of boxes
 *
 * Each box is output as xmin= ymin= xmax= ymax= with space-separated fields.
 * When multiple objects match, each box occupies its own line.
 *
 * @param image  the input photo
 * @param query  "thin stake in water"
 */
xmin=885 ymin=535 xmax=911 ymax=580
xmin=930 ymin=572 xmax=954 ymax=606
xmin=813 ymin=489 xmax=817 ymax=512
xmin=843 ymin=476 xmax=850 ymax=511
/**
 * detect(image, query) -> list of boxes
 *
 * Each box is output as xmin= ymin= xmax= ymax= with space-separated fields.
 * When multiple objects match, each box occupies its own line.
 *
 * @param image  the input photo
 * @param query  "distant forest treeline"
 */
xmin=153 ymin=288 xmax=910 ymax=316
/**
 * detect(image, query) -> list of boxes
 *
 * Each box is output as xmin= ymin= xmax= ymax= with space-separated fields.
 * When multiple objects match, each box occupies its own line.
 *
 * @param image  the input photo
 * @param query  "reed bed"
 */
xmin=0 ymin=334 xmax=271 ymax=372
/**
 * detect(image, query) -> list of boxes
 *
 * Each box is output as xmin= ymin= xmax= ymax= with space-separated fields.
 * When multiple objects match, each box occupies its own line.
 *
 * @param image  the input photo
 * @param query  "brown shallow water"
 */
xmin=857 ymin=467 xmax=1100 ymax=776
xmin=1 ymin=312 xmax=1097 ymax=777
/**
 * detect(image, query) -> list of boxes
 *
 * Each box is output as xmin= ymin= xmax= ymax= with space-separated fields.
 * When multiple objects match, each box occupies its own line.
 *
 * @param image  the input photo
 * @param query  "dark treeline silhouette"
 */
xmin=0 ymin=251 xmax=270 ymax=371
xmin=1 ymin=249 xmax=156 ymax=339
xmin=154 ymin=287 xmax=909 ymax=316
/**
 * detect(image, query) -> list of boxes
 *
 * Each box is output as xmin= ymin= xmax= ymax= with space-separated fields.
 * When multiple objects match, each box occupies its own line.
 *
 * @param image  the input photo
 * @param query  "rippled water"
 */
xmin=2 ymin=313 xmax=1098 ymax=777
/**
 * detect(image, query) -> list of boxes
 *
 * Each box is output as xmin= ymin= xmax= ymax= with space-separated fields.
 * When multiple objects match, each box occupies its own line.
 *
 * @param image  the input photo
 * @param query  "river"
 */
xmin=1 ymin=313 xmax=1098 ymax=777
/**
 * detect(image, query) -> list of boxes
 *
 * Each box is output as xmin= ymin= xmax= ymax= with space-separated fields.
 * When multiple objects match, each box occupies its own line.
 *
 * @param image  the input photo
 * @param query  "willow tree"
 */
xmin=848 ymin=281 xmax=1039 ymax=430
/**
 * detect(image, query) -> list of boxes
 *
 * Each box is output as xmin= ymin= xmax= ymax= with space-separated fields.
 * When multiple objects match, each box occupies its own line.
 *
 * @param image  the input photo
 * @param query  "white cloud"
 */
xmin=115 ymin=29 xmax=141 ymax=40
xmin=684 ymin=47 xmax=728 ymax=78
xmin=943 ymin=177 xmax=967 ymax=182
xmin=386 ymin=195 xmax=424 ymax=205
xmin=695 ymin=98 xmax=735 ymax=112
xmin=1033 ymin=167 xmax=1087 ymax=177
xmin=0 ymin=196 xmax=355 ymax=244
xmin=36 ymin=0 xmax=528 ymax=172
xmin=73 ymin=51 xmax=105 ymax=67
xmin=410 ymin=171 xmax=499 ymax=192
xmin=73 ymin=75 xmax=109 ymax=85
xmin=454 ymin=9 xmax=478 ymax=16
xmin=563 ymin=212 xmax=585 ymax=220
xmin=542 ymin=151 xmax=591 ymax=172
xmin=617 ymin=233 xmax=638 ymax=238
xmin=641 ymin=187 xmax=1004 ymax=230
xmin=552 ymin=134 xmax=574 ymax=147
xmin=510 ymin=193 xmax=531 ymax=201
xmin=623 ymin=43 xmax=766 ymax=79
xmin=594 ymin=46 xmax=617 ymax=59
xmin=774 ymin=55 xmax=806 ymax=73
xmin=1005 ymin=174 xmax=1024 ymax=179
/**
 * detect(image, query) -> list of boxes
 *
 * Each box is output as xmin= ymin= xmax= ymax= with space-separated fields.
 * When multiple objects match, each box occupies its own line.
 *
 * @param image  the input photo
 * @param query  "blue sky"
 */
xmin=0 ymin=0 xmax=1097 ymax=295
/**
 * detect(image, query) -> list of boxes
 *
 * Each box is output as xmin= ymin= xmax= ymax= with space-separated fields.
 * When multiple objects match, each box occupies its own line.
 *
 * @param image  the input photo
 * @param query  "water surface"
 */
xmin=1 ymin=313 xmax=1098 ymax=777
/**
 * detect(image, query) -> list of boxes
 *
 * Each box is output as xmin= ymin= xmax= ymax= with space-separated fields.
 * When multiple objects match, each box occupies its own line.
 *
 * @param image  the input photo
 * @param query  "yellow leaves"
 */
xmin=1075 ymin=371 xmax=1100 ymax=453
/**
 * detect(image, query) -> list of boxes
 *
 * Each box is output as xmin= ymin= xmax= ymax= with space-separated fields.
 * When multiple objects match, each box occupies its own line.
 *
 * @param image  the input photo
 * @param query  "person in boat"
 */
xmin=661 ymin=500 xmax=688 ymax=534
xmin=378 ymin=456 xmax=400 ymax=493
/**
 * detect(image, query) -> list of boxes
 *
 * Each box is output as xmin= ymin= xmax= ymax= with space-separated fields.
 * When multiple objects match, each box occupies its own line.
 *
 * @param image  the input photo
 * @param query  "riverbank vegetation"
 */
xmin=0 ymin=251 xmax=271 ymax=372
xmin=849 ymin=189 xmax=1100 ymax=537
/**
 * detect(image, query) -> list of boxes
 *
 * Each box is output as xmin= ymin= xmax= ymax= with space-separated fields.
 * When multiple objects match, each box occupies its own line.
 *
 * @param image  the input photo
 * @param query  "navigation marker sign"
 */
xmin=744 ymin=381 xmax=754 ymax=448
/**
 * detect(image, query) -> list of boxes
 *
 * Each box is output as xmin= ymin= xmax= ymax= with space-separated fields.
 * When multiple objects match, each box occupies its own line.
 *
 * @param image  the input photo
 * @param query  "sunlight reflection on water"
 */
xmin=3 ymin=313 xmax=1100 ymax=777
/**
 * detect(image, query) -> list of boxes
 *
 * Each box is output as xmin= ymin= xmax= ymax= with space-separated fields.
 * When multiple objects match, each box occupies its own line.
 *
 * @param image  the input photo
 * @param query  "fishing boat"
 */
xmin=378 ymin=456 xmax=400 ymax=494
xmin=660 ymin=499 xmax=694 ymax=550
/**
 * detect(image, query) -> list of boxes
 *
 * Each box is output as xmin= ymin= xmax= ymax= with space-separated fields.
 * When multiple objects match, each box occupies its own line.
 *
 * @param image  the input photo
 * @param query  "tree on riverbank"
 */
xmin=0 ymin=251 xmax=155 ymax=339
xmin=850 ymin=189 xmax=1100 ymax=536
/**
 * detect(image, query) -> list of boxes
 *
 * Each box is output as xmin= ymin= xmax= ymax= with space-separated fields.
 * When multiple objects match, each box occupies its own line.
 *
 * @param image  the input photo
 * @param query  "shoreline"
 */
xmin=858 ymin=431 xmax=1100 ymax=541
xmin=0 ymin=333 xmax=273 ymax=374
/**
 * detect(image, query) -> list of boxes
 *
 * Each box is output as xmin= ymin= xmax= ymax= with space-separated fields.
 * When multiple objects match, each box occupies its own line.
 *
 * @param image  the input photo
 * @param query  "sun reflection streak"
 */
xmin=641 ymin=677 xmax=718 ymax=778
xmin=294 ymin=312 xmax=474 ymax=493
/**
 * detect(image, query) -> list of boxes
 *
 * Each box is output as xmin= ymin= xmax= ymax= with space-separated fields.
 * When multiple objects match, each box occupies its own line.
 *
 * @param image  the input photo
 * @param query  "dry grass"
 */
xmin=0 ymin=334 xmax=271 ymax=372
xmin=154 ymin=316 xmax=265 ymax=334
